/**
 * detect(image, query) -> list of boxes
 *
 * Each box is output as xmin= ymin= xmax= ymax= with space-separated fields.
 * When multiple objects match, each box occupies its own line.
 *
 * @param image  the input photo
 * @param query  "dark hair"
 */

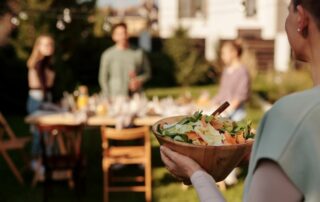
xmin=293 ymin=0 xmax=320 ymax=29
xmin=111 ymin=22 xmax=127 ymax=34
xmin=293 ymin=0 xmax=301 ymax=8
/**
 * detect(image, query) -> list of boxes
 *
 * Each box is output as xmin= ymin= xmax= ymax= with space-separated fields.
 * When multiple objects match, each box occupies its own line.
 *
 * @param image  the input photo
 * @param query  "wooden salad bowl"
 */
xmin=152 ymin=116 xmax=253 ymax=182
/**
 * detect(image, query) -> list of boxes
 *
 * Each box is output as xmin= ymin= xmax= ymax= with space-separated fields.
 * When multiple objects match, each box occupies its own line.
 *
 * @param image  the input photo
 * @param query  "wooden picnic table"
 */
xmin=25 ymin=111 xmax=163 ymax=127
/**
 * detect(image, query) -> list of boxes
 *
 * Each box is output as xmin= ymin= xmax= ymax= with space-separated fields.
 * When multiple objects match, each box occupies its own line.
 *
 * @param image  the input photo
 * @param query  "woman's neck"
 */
xmin=228 ymin=59 xmax=242 ymax=70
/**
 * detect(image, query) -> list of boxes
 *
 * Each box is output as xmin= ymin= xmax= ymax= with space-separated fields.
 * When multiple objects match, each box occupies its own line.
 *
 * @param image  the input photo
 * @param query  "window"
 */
xmin=243 ymin=0 xmax=257 ymax=17
xmin=179 ymin=0 xmax=207 ymax=18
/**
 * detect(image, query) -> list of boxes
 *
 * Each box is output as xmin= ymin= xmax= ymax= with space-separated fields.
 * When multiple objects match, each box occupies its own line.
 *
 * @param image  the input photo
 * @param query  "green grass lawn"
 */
xmin=0 ymin=85 xmax=264 ymax=202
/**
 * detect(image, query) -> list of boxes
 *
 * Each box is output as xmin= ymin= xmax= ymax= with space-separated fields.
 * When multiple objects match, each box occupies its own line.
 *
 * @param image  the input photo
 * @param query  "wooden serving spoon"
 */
xmin=211 ymin=101 xmax=230 ymax=116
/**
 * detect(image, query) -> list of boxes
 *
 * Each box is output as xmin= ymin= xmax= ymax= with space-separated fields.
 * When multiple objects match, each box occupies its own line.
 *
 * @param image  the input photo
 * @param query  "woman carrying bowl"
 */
xmin=161 ymin=0 xmax=320 ymax=201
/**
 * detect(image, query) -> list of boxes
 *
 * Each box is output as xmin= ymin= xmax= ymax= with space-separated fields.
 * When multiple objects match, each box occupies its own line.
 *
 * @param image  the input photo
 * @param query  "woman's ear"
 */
xmin=296 ymin=5 xmax=309 ymax=37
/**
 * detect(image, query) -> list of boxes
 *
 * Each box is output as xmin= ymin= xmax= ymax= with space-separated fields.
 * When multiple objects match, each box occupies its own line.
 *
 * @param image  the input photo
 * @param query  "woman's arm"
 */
xmin=247 ymin=160 xmax=303 ymax=202
xmin=160 ymin=147 xmax=303 ymax=202
xmin=191 ymin=170 xmax=225 ymax=202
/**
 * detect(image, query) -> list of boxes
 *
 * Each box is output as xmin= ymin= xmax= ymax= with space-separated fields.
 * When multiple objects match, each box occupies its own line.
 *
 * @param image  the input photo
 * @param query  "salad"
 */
xmin=157 ymin=111 xmax=255 ymax=146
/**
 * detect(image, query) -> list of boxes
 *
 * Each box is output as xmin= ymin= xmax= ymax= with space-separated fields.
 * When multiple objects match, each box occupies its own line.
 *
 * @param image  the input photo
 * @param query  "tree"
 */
xmin=164 ymin=27 xmax=209 ymax=86
xmin=11 ymin=0 xmax=98 ymax=96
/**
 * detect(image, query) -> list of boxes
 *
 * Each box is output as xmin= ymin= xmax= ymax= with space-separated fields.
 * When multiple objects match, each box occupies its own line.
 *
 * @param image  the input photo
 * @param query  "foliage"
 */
xmin=146 ymin=51 xmax=176 ymax=87
xmin=164 ymin=27 xmax=209 ymax=86
xmin=253 ymin=69 xmax=313 ymax=103
xmin=93 ymin=8 xmax=112 ymax=37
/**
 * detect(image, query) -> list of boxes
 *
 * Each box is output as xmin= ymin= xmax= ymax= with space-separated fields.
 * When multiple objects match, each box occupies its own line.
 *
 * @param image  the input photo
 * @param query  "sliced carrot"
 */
xmin=187 ymin=132 xmax=200 ymax=140
xmin=235 ymin=131 xmax=246 ymax=144
xmin=187 ymin=132 xmax=208 ymax=145
xmin=224 ymin=132 xmax=237 ymax=145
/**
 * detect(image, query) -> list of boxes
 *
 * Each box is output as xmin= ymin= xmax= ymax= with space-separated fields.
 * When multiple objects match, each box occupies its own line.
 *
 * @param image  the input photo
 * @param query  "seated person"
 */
xmin=212 ymin=40 xmax=251 ymax=122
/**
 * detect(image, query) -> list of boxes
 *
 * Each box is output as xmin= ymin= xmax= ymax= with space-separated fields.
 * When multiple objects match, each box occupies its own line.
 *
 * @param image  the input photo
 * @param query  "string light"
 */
xmin=18 ymin=11 xmax=28 ymax=20
xmin=12 ymin=3 xmax=160 ymax=32
xmin=13 ymin=7 xmax=95 ymax=31
xmin=63 ymin=8 xmax=72 ymax=23
xmin=56 ymin=18 xmax=66 ymax=30
xmin=10 ymin=17 xmax=20 ymax=26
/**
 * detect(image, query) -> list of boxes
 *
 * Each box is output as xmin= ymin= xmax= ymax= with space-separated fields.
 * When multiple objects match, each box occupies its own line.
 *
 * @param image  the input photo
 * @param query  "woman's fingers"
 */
xmin=160 ymin=146 xmax=183 ymax=162
xmin=160 ymin=149 xmax=184 ymax=180
xmin=160 ymin=148 xmax=176 ymax=171
xmin=161 ymin=146 xmax=195 ymax=165
xmin=160 ymin=146 xmax=202 ymax=178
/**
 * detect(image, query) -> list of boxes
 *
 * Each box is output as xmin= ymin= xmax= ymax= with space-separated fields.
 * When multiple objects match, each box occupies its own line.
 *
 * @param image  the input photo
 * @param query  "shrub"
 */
xmin=163 ymin=28 xmax=209 ymax=86
xmin=253 ymin=69 xmax=313 ymax=103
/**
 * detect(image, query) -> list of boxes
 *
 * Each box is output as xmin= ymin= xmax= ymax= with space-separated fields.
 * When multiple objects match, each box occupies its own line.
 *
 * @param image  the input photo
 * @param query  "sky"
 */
xmin=96 ymin=0 xmax=158 ymax=8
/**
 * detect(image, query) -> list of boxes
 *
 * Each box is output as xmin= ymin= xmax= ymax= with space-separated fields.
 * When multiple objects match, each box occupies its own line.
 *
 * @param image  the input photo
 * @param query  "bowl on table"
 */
xmin=152 ymin=115 xmax=253 ymax=182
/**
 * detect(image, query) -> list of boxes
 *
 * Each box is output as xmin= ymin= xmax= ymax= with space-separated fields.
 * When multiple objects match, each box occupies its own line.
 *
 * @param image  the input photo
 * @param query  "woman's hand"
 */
xmin=160 ymin=146 xmax=202 ymax=181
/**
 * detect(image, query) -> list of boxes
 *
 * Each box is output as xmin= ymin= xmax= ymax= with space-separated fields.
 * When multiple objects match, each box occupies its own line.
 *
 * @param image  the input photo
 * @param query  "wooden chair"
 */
xmin=37 ymin=124 xmax=85 ymax=202
xmin=101 ymin=126 xmax=152 ymax=202
xmin=0 ymin=112 xmax=30 ymax=184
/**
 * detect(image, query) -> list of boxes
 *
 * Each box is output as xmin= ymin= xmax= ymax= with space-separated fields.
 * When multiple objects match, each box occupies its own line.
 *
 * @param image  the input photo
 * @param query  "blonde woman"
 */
xmin=27 ymin=34 xmax=55 ymax=161
xmin=27 ymin=34 xmax=55 ymax=113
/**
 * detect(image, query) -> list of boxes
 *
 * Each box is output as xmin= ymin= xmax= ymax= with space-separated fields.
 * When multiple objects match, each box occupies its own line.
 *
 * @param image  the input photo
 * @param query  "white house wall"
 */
xmin=159 ymin=0 xmax=291 ymax=70
xmin=158 ymin=0 xmax=179 ymax=38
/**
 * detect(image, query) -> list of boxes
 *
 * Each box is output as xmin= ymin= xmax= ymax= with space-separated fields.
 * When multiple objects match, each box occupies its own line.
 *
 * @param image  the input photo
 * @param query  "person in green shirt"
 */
xmin=99 ymin=22 xmax=151 ymax=98
xmin=159 ymin=0 xmax=320 ymax=201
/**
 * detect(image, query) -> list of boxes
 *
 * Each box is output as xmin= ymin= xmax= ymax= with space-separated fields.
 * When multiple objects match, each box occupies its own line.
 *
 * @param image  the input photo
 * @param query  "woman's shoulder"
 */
xmin=245 ymin=87 xmax=320 ymax=201
xmin=271 ymin=87 xmax=320 ymax=115
xmin=232 ymin=64 xmax=250 ymax=76
xmin=256 ymin=87 xmax=320 ymax=145
xmin=258 ymin=87 xmax=320 ymax=147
